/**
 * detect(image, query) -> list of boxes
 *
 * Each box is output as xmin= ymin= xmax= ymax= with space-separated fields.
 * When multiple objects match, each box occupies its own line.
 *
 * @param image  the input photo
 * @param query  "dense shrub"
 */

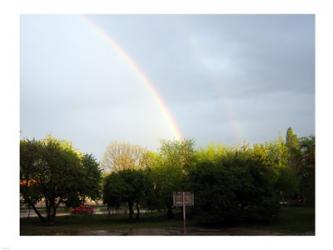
xmin=188 ymin=151 xmax=280 ymax=225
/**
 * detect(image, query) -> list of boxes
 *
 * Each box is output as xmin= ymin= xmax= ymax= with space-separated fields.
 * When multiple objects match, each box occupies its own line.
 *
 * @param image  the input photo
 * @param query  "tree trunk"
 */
xmin=52 ymin=204 xmax=57 ymax=219
xmin=45 ymin=199 xmax=51 ymax=224
xmin=46 ymin=207 xmax=51 ymax=224
xmin=27 ymin=200 xmax=45 ymax=222
xmin=52 ymin=199 xmax=62 ymax=220
xmin=128 ymin=201 xmax=134 ymax=220
xmin=135 ymin=202 xmax=140 ymax=219
xmin=167 ymin=205 xmax=173 ymax=218
xmin=46 ymin=198 xmax=56 ymax=225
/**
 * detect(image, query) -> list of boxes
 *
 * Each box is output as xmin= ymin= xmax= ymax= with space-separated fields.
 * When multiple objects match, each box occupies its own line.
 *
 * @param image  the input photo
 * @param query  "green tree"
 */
xmin=275 ymin=167 xmax=299 ymax=201
xmin=103 ymin=169 xmax=151 ymax=219
xmin=188 ymin=148 xmax=280 ymax=225
xmin=298 ymin=136 xmax=315 ymax=205
xmin=251 ymin=139 xmax=300 ymax=201
xmin=286 ymin=127 xmax=301 ymax=170
xmin=103 ymin=172 xmax=125 ymax=211
xmin=151 ymin=139 xmax=195 ymax=218
xmin=20 ymin=138 xmax=44 ymax=219
xmin=195 ymin=143 xmax=228 ymax=165
xmin=20 ymin=136 xmax=102 ymax=223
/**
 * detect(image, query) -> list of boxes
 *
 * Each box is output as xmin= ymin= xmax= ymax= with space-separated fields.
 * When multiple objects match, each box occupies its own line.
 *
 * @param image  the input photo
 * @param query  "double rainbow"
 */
xmin=81 ymin=15 xmax=244 ymax=144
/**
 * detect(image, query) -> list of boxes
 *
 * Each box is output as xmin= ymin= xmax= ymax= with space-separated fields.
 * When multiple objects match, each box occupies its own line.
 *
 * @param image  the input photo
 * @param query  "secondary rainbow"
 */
xmin=81 ymin=15 xmax=183 ymax=141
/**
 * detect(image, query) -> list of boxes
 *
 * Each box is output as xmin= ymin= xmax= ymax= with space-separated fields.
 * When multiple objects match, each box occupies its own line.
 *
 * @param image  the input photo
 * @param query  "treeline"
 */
xmin=20 ymin=128 xmax=314 ymax=225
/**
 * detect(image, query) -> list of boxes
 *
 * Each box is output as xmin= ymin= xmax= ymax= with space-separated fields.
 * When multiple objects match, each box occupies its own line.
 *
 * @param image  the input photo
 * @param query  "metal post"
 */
xmin=183 ymin=192 xmax=186 ymax=235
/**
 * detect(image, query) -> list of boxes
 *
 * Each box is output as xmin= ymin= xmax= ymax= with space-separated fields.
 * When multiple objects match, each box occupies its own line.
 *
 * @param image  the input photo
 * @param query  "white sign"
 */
xmin=173 ymin=192 xmax=194 ymax=207
xmin=173 ymin=192 xmax=194 ymax=234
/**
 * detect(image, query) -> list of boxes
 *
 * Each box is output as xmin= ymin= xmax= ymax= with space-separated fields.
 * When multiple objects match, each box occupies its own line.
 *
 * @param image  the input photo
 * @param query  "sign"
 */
xmin=173 ymin=192 xmax=194 ymax=207
xmin=173 ymin=192 xmax=194 ymax=234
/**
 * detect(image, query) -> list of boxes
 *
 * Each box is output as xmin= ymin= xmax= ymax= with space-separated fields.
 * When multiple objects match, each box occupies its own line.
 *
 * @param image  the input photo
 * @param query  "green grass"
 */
xmin=251 ymin=206 xmax=315 ymax=235
xmin=20 ymin=212 xmax=187 ymax=235
xmin=20 ymin=206 xmax=314 ymax=235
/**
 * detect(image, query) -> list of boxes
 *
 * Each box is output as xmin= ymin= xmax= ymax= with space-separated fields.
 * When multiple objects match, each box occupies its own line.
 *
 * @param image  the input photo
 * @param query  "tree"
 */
xmin=150 ymin=139 xmax=195 ymax=218
xmin=159 ymin=139 xmax=195 ymax=170
xmin=20 ymin=136 xmax=102 ymax=223
xmin=100 ymin=142 xmax=148 ymax=172
xmin=285 ymin=129 xmax=315 ymax=205
xmin=195 ymin=143 xmax=228 ymax=165
xmin=20 ymin=138 xmax=44 ymax=220
xmin=103 ymin=172 xmax=124 ymax=211
xmin=251 ymin=139 xmax=300 ymax=201
xmin=275 ymin=167 xmax=299 ymax=201
xmin=252 ymin=138 xmax=289 ymax=171
xmin=298 ymin=136 xmax=315 ymax=205
xmin=286 ymin=127 xmax=301 ymax=170
xmin=80 ymin=154 xmax=102 ymax=200
xmin=188 ymin=148 xmax=280 ymax=225
xmin=103 ymin=169 xmax=151 ymax=219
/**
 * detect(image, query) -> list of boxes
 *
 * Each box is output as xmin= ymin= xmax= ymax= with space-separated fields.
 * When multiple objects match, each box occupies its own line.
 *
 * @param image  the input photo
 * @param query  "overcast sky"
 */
xmin=20 ymin=15 xmax=315 ymax=160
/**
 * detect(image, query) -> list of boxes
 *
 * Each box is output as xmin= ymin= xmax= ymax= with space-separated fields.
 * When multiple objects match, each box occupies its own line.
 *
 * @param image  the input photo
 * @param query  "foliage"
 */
xmin=101 ymin=134 xmax=315 ymax=223
xmin=20 ymin=139 xmax=44 ymax=207
xmin=20 ymin=136 xmax=102 ymax=223
xmin=275 ymin=167 xmax=299 ymax=201
xmin=151 ymin=139 xmax=195 ymax=217
xmin=80 ymin=154 xmax=102 ymax=200
xmin=195 ymin=144 xmax=229 ymax=165
xmin=252 ymin=138 xmax=288 ymax=171
xmin=286 ymin=127 xmax=301 ymax=170
xmin=284 ymin=129 xmax=315 ymax=205
xmin=250 ymin=139 xmax=300 ymax=201
xmin=103 ymin=169 xmax=151 ymax=219
xmin=159 ymin=139 xmax=195 ymax=170
xmin=100 ymin=142 xmax=148 ymax=172
xmin=21 ymin=130 xmax=315 ymax=226
xmin=188 ymin=148 xmax=280 ymax=225
xmin=298 ymin=136 xmax=315 ymax=204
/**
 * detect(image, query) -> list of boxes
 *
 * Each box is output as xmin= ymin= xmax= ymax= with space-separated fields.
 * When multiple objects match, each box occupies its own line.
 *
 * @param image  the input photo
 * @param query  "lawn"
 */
xmin=20 ymin=206 xmax=314 ymax=236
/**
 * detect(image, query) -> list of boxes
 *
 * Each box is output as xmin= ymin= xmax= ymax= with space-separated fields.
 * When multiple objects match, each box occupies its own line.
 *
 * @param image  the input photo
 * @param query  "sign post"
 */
xmin=182 ymin=192 xmax=186 ymax=234
xmin=173 ymin=191 xmax=194 ymax=235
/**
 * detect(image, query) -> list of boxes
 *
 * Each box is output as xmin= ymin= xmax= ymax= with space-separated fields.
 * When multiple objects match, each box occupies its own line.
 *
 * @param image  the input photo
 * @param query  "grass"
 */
xmin=20 ymin=206 xmax=314 ymax=235
xmin=20 ymin=212 xmax=187 ymax=235
xmin=251 ymin=206 xmax=315 ymax=235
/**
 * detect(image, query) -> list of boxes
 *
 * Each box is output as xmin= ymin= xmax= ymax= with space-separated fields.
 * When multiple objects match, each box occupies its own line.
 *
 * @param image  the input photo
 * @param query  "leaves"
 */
xmin=100 ymin=142 xmax=148 ymax=172
xmin=20 ymin=136 xmax=102 ymax=221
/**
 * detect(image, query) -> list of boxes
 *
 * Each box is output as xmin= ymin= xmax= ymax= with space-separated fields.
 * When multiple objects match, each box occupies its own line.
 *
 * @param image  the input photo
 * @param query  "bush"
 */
xmin=188 ymin=152 xmax=280 ymax=225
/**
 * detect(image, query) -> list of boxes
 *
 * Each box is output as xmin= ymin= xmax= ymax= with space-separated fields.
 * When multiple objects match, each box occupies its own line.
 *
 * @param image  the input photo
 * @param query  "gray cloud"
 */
xmin=21 ymin=15 xmax=315 ymax=159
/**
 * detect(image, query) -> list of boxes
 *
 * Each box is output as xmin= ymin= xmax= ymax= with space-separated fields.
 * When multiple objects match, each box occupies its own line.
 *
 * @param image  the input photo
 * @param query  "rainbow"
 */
xmin=81 ymin=15 xmax=183 ymax=141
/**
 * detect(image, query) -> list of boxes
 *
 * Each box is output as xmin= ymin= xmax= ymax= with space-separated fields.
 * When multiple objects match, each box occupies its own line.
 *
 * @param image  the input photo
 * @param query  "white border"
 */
xmin=1 ymin=0 xmax=332 ymax=250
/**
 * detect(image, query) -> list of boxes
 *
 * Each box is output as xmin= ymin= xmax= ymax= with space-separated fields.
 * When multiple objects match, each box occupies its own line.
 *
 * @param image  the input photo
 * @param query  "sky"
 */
xmin=20 ymin=15 xmax=315 ymax=160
